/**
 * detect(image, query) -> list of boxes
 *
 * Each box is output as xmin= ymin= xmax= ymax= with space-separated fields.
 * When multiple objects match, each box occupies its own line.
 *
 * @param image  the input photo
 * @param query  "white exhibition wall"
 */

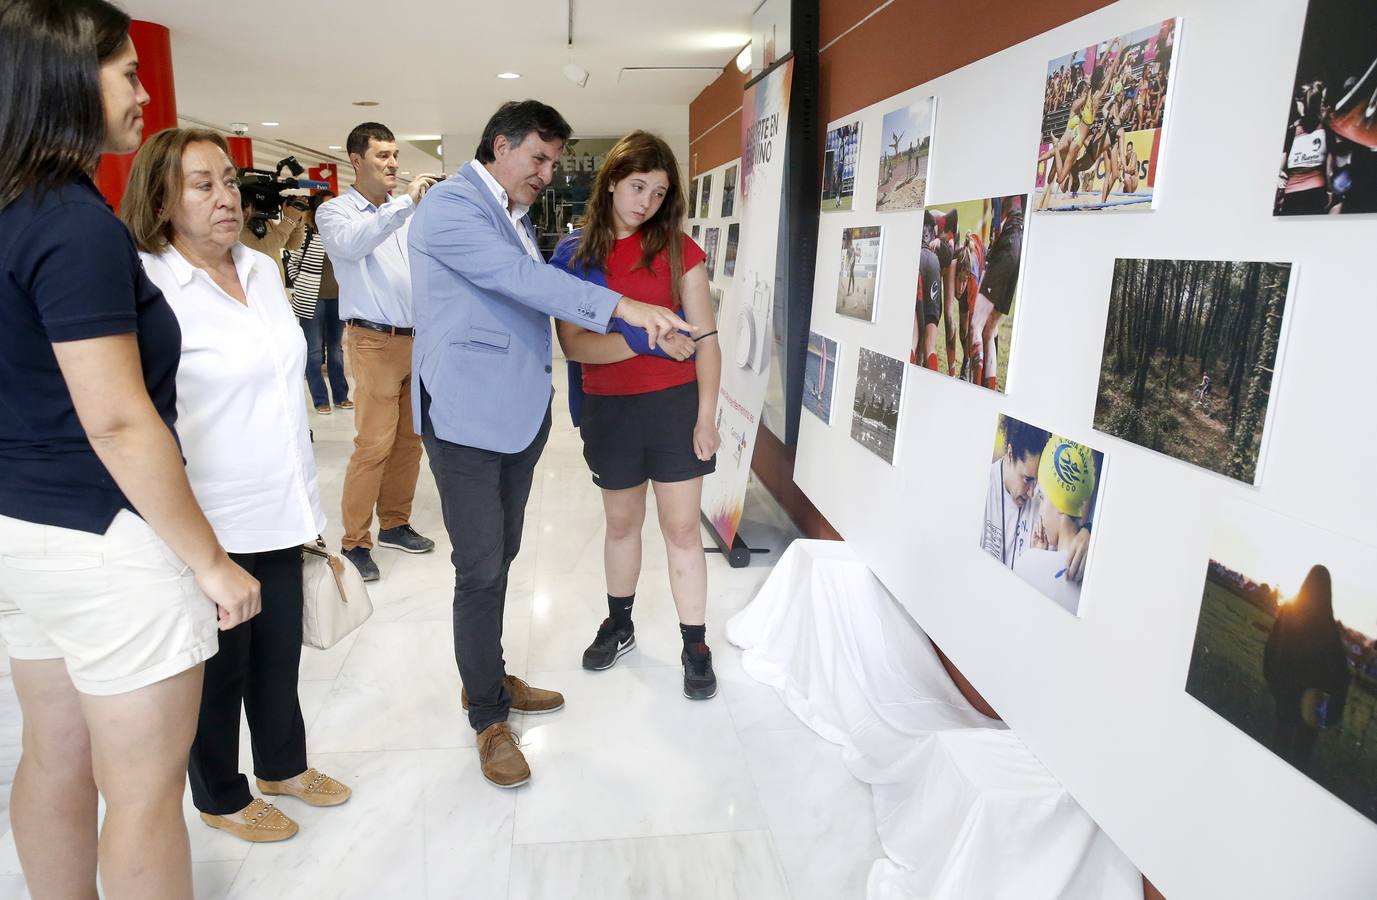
xmin=792 ymin=1 xmax=1377 ymax=898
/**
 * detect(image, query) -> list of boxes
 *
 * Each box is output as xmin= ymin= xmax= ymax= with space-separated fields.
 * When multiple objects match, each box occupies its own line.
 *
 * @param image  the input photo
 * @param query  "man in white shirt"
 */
xmin=316 ymin=122 xmax=439 ymax=581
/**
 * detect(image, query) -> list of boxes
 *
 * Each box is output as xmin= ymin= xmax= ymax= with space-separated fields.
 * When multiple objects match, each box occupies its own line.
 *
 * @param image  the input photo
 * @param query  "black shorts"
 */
xmin=979 ymin=226 xmax=1022 ymax=315
xmin=918 ymin=247 xmax=942 ymax=327
xmin=580 ymin=382 xmax=716 ymax=490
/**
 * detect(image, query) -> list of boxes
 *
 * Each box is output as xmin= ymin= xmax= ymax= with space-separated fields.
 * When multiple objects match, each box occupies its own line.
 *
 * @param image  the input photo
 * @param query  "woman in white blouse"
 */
xmin=122 ymin=129 xmax=350 ymax=843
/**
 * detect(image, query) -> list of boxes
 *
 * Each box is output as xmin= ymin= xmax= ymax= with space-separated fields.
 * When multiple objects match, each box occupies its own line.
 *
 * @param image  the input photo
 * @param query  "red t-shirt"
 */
xmin=581 ymin=232 xmax=706 ymax=396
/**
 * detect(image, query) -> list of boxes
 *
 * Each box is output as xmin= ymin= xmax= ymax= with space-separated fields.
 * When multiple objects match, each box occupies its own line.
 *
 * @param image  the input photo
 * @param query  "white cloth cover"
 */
xmin=726 ymin=540 xmax=1141 ymax=900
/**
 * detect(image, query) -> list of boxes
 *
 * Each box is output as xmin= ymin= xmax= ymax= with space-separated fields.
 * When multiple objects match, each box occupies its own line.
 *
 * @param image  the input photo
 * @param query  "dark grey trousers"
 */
xmin=421 ymin=385 xmax=551 ymax=732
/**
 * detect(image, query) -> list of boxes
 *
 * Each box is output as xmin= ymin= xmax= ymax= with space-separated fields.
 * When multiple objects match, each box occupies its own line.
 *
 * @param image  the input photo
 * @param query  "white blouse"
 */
xmin=141 ymin=243 xmax=325 ymax=554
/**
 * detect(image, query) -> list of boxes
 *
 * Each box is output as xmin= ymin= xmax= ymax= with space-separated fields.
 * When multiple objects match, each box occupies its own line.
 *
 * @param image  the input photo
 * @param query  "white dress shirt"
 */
xmin=315 ymin=187 xmax=417 ymax=326
xmin=141 ymin=243 xmax=326 ymax=554
xmin=467 ymin=160 xmax=541 ymax=262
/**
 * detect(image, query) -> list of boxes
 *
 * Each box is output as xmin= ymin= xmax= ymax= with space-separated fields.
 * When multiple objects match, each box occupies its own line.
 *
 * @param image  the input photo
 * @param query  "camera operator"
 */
xmin=240 ymin=195 xmax=306 ymax=285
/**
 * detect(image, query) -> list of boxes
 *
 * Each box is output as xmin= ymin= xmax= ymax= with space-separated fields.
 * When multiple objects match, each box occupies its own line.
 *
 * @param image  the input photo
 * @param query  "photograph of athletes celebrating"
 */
xmin=1274 ymin=0 xmax=1377 ymax=215
xmin=909 ymin=194 xmax=1026 ymax=393
xmin=1034 ymin=18 xmax=1179 ymax=212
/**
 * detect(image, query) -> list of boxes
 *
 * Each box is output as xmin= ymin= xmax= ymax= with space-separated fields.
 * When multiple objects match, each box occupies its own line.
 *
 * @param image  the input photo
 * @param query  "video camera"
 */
xmin=238 ymin=155 xmax=329 ymax=220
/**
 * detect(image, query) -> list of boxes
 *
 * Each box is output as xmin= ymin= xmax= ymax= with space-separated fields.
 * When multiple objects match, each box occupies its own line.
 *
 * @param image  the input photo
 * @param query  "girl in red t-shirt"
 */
xmin=554 ymin=131 xmax=722 ymax=700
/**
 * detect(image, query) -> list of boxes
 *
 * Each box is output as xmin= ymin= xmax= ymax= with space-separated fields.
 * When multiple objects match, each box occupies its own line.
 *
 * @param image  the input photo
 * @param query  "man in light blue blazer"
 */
xmin=409 ymin=101 xmax=690 ymax=788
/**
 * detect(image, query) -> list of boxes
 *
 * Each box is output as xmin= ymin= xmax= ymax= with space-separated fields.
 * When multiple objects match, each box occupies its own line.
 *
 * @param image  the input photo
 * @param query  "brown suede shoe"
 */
xmin=257 ymin=768 xmax=352 ymax=807
xmin=462 ymin=674 xmax=564 ymax=715
xmin=199 ymin=798 xmax=298 ymax=843
xmin=477 ymin=722 xmax=530 ymax=788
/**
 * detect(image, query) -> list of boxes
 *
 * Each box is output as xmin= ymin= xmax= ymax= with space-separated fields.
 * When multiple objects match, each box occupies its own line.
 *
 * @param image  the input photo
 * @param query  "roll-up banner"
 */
xmin=701 ymin=55 xmax=795 ymax=548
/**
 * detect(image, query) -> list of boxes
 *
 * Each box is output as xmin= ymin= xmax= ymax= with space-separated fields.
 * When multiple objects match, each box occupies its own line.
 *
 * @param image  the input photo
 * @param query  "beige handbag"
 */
xmin=301 ymin=539 xmax=373 ymax=650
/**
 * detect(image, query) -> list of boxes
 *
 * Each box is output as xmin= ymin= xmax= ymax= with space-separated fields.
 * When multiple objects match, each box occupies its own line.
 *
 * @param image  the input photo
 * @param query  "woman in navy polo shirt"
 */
xmin=0 ymin=1 xmax=260 ymax=895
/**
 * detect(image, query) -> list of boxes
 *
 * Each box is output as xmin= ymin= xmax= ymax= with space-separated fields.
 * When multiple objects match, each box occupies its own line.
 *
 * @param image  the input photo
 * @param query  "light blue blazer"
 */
xmin=409 ymin=164 xmax=620 ymax=453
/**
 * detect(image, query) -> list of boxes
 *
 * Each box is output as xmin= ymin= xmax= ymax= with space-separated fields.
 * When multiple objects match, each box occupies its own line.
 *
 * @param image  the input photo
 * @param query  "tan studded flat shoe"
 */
xmin=256 ymin=767 xmax=352 ymax=807
xmin=199 ymin=798 xmax=298 ymax=843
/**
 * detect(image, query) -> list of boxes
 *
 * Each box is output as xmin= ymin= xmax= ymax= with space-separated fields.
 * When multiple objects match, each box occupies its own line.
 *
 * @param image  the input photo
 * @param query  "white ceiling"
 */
xmin=124 ymin=0 xmax=752 ymax=175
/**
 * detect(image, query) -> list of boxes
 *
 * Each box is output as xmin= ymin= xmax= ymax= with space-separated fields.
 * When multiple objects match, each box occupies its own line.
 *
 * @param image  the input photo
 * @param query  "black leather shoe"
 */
xmin=377 ymin=524 xmax=435 ymax=554
xmin=341 ymin=547 xmax=380 ymax=582
xmin=682 ymin=643 xmax=717 ymax=700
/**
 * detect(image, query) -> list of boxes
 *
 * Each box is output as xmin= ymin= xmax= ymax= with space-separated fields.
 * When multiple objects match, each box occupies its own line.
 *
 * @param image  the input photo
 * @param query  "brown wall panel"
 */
xmin=688 ymin=64 xmax=749 ymax=176
xmin=819 ymin=0 xmax=1116 ymax=123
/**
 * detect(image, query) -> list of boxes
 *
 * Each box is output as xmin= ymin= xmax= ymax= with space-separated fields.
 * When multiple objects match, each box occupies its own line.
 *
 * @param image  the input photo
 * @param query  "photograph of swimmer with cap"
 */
xmin=981 ymin=415 xmax=1105 ymax=616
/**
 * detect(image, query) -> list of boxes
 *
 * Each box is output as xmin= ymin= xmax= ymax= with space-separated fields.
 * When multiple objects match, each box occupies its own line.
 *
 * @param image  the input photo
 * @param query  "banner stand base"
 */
xmin=702 ymin=513 xmax=772 ymax=568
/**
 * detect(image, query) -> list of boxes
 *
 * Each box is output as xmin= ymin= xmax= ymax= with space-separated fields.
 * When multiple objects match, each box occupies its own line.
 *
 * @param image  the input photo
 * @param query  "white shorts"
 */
xmin=0 ymin=509 xmax=219 ymax=695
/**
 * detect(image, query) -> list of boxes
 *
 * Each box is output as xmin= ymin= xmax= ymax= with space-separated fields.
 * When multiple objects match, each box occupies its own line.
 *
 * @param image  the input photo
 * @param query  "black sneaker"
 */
xmin=377 ymin=524 xmax=435 ymax=554
xmin=582 ymin=618 xmax=635 ymax=671
xmin=682 ymin=643 xmax=717 ymax=700
xmin=341 ymin=547 xmax=380 ymax=582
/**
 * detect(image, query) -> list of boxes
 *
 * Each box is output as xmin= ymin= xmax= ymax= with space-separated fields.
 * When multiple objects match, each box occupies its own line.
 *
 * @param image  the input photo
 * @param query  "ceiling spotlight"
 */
xmin=563 ymin=63 xmax=589 ymax=88
xmin=735 ymin=43 xmax=752 ymax=74
xmin=328 ymin=145 xmax=343 ymax=150
xmin=261 ymin=121 xmax=279 ymax=127
xmin=436 ymin=144 xmax=443 ymax=156
xmin=497 ymin=72 xmax=521 ymax=80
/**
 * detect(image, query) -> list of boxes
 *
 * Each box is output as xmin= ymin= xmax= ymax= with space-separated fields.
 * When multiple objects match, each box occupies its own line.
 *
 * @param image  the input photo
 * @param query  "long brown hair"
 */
xmin=121 ymin=127 xmax=233 ymax=253
xmin=0 ymin=0 xmax=131 ymax=208
xmin=572 ymin=131 xmax=687 ymax=302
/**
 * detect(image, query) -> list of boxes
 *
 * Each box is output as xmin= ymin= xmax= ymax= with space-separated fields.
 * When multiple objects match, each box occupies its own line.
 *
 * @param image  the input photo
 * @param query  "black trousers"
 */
xmin=188 ymin=546 xmax=307 ymax=814
xmin=421 ymin=385 xmax=550 ymax=733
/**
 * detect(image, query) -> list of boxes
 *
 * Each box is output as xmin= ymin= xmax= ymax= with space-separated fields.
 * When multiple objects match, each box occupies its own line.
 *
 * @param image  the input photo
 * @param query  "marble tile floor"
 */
xmin=0 ymin=378 xmax=881 ymax=899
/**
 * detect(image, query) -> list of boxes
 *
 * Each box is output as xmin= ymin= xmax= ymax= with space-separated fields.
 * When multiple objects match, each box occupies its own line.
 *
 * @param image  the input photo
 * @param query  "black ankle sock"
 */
xmin=608 ymin=594 xmax=635 ymax=630
xmin=679 ymin=623 xmax=706 ymax=650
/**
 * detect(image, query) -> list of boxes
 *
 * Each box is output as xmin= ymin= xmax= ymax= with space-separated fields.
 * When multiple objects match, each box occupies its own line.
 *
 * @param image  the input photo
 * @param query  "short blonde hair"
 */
xmin=121 ymin=127 xmax=234 ymax=253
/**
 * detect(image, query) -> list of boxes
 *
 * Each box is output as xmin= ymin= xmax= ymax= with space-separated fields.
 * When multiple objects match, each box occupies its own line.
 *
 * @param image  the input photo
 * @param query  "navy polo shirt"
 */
xmin=0 ymin=176 xmax=181 ymax=533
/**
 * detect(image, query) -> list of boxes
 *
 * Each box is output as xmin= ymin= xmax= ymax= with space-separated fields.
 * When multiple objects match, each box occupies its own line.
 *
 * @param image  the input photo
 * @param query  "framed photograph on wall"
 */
xmin=724 ymin=223 xmax=740 ymax=278
xmin=876 ymin=96 xmax=936 ymax=212
xmin=978 ymin=415 xmax=1106 ymax=616
xmin=691 ymin=224 xmax=700 ymax=241
xmin=688 ymin=177 xmax=698 ymax=219
xmin=721 ymin=164 xmax=738 ymax=217
xmin=850 ymin=347 xmax=904 ymax=464
xmin=1033 ymin=18 xmax=1180 ymax=212
xmin=911 ymin=194 xmax=1027 ymax=393
xmin=822 ymin=121 xmax=862 ymax=212
xmin=835 ymin=225 xmax=884 ymax=322
xmin=1093 ymin=258 xmax=1294 ymax=485
xmin=699 ymin=173 xmax=713 ymax=219
xmin=1185 ymin=506 xmax=1377 ymax=825
xmin=1274 ymin=0 xmax=1377 ymax=215
xmin=704 ymin=227 xmax=720 ymax=281
xmin=802 ymin=332 xmax=839 ymax=425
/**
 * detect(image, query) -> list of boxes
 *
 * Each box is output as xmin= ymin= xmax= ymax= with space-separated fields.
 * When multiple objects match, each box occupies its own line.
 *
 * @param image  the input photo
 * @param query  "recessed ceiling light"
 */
xmin=401 ymin=171 xmax=411 ymax=175
xmin=436 ymin=144 xmax=443 ymax=156
xmin=497 ymin=72 xmax=521 ymax=80
xmin=352 ymin=100 xmax=379 ymax=107
xmin=260 ymin=121 xmax=279 ymax=127
xmin=328 ymin=145 xmax=343 ymax=150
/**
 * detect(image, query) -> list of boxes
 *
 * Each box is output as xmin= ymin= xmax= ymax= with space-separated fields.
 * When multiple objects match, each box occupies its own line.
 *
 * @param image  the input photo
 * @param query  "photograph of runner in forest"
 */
xmin=1186 ymin=508 xmax=1377 ymax=825
xmin=876 ymin=97 xmax=936 ymax=212
xmin=1274 ymin=0 xmax=1377 ymax=215
xmin=1093 ymin=258 xmax=1293 ymax=484
xmin=1034 ymin=18 xmax=1179 ymax=212
xmin=851 ymin=348 xmax=905 ymax=464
